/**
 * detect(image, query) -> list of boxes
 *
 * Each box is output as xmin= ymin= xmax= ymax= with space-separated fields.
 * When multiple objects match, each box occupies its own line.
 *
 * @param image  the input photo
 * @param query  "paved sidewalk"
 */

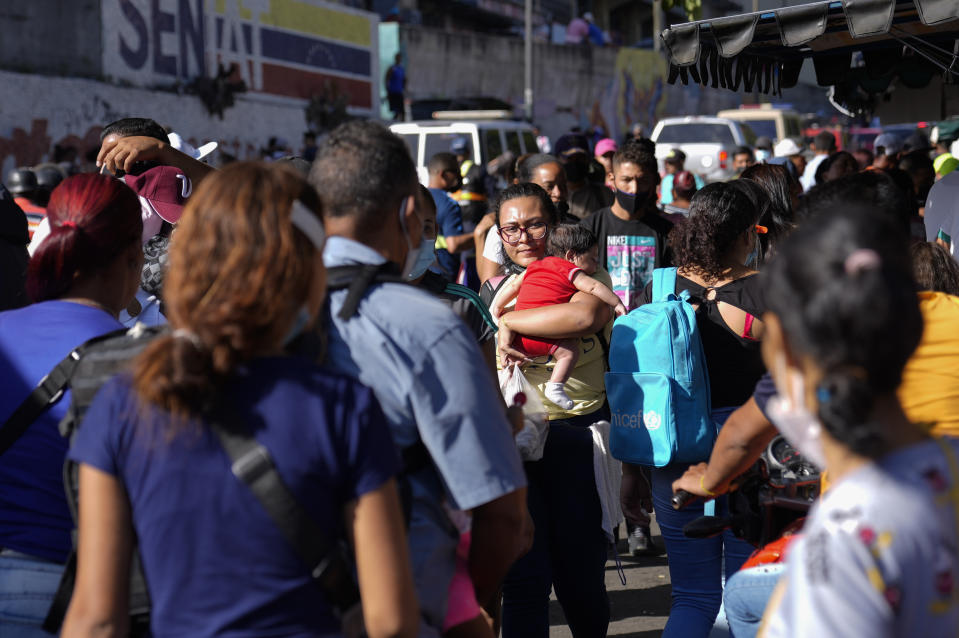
xmin=549 ymin=521 xmax=670 ymax=637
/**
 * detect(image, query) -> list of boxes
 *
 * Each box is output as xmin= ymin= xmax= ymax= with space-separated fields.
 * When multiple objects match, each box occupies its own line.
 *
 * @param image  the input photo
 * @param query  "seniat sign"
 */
xmin=102 ymin=0 xmax=379 ymax=111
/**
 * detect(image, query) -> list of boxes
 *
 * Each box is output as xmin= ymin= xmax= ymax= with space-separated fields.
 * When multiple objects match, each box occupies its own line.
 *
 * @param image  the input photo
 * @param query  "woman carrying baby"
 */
xmin=479 ymin=183 xmax=615 ymax=638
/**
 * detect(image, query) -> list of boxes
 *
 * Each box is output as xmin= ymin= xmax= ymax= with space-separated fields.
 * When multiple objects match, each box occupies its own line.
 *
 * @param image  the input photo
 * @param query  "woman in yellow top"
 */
xmin=898 ymin=241 xmax=959 ymax=437
xmin=478 ymin=182 xmax=614 ymax=638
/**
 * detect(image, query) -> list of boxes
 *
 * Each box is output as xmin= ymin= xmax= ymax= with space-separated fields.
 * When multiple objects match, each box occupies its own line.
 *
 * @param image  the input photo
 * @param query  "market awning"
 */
xmin=660 ymin=0 xmax=959 ymax=106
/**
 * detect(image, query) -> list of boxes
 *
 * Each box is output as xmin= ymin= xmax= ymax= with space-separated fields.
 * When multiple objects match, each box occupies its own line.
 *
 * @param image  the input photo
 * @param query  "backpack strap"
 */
xmin=483 ymin=274 xmax=514 ymax=314
xmin=0 ymin=327 xmax=129 ymax=459
xmin=209 ymin=417 xmax=362 ymax=626
xmin=326 ymin=263 xmax=408 ymax=321
xmin=595 ymin=329 xmax=610 ymax=371
xmin=443 ymin=282 xmax=498 ymax=334
xmin=327 ymin=264 xmax=438 ymax=530
xmin=651 ymin=267 xmax=678 ymax=303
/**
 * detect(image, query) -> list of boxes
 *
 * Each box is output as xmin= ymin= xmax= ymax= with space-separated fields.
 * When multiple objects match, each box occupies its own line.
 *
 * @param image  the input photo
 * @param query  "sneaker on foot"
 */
xmin=545 ymin=382 xmax=574 ymax=410
xmin=628 ymin=526 xmax=663 ymax=557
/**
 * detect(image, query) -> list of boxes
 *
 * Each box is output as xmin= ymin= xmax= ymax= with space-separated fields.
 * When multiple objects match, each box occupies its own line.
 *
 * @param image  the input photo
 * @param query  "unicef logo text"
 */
xmin=611 ymin=410 xmax=663 ymax=431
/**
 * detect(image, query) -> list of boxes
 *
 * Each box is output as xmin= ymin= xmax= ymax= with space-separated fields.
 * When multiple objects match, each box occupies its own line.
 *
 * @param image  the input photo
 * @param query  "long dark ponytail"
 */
xmin=764 ymin=207 xmax=922 ymax=457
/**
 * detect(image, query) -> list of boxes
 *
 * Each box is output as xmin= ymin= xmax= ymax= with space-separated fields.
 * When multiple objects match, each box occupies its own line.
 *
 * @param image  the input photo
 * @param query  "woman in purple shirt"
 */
xmin=61 ymin=164 xmax=417 ymax=638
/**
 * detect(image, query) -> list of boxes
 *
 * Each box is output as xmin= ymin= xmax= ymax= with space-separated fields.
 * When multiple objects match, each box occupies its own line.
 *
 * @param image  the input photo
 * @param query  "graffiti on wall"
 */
xmin=0 ymin=69 xmax=312 ymax=177
xmin=103 ymin=0 xmax=379 ymax=110
xmin=591 ymin=48 xmax=666 ymax=142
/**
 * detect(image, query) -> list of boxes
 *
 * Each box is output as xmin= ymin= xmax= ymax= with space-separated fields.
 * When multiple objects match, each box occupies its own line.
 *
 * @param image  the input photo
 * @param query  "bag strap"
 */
xmin=327 ymin=263 xmax=436 ymax=527
xmin=652 ymin=268 xmax=678 ymax=303
xmin=326 ymin=263 xmax=408 ymax=321
xmin=208 ymin=418 xmax=361 ymax=615
xmin=0 ymin=352 xmax=78 ymax=458
xmin=0 ymin=326 xmax=129 ymax=458
xmin=443 ymin=282 xmax=498 ymax=334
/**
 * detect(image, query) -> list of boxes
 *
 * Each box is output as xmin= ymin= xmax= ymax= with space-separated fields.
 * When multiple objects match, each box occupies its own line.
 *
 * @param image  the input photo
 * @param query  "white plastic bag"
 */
xmin=499 ymin=364 xmax=550 ymax=461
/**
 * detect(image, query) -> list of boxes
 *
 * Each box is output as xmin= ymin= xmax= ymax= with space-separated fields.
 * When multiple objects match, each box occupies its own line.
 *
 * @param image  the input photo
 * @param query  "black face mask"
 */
xmin=564 ymin=160 xmax=588 ymax=183
xmin=615 ymin=189 xmax=653 ymax=216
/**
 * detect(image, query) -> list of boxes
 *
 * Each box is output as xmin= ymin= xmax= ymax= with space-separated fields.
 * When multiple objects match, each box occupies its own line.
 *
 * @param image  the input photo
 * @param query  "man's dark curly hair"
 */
xmin=612 ymin=140 xmax=660 ymax=185
xmin=668 ymin=181 xmax=762 ymax=282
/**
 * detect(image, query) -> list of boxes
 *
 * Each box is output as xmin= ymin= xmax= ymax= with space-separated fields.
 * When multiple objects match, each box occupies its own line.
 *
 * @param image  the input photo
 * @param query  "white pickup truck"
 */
xmin=651 ymin=116 xmax=757 ymax=183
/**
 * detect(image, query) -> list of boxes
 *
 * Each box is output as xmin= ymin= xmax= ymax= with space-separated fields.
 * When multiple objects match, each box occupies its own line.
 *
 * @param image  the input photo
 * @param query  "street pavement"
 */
xmin=549 ymin=520 xmax=670 ymax=638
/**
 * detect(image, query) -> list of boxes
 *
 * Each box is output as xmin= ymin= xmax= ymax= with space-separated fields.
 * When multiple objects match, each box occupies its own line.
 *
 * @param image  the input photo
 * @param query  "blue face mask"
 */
xmin=283 ymin=306 xmax=312 ymax=345
xmin=397 ymin=197 xmax=422 ymax=279
xmin=407 ymin=237 xmax=437 ymax=280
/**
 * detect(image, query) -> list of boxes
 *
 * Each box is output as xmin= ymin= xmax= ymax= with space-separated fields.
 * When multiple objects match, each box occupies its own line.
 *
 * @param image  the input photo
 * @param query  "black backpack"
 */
xmin=0 ymin=324 xmax=161 ymax=635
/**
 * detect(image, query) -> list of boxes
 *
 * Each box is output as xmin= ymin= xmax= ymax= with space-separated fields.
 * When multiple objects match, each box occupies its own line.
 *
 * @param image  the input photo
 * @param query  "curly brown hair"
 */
xmin=132 ymin=162 xmax=322 ymax=425
xmin=668 ymin=181 xmax=762 ymax=283
xmin=912 ymin=241 xmax=959 ymax=295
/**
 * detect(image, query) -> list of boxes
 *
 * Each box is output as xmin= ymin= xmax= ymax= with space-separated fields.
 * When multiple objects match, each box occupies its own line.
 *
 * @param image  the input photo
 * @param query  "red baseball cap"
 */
xmin=123 ymin=165 xmax=191 ymax=224
xmin=673 ymin=171 xmax=697 ymax=192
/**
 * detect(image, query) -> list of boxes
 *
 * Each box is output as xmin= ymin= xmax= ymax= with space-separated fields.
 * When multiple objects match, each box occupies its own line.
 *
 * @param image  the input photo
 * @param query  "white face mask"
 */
xmin=765 ymin=351 xmax=828 ymax=470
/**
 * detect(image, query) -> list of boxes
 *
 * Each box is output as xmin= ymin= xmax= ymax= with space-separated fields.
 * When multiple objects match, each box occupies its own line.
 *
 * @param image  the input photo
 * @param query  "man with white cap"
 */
xmin=872 ymin=132 xmax=903 ymax=171
xmin=167 ymin=131 xmax=218 ymax=163
xmin=773 ymin=138 xmax=806 ymax=180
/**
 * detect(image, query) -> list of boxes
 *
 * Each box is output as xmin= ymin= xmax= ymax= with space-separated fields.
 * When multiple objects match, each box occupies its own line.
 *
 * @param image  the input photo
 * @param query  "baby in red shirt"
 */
xmin=492 ymin=225 xmax=626 ymax=409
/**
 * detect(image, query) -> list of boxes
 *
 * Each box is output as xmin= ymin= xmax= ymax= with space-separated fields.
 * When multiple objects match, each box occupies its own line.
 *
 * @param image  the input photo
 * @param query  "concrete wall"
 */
xmin=0 ymin=69 xmax=310 ymax=177
xmin=400 ymin=25 xmax=743 ymax=142
xmin=0 ymin=0 xmax=102 ymax=77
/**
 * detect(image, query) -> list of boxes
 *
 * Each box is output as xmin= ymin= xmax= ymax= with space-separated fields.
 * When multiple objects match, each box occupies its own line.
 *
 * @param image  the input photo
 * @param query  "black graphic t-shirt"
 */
xmin=580 ymin=207 xmax=673 ymax=310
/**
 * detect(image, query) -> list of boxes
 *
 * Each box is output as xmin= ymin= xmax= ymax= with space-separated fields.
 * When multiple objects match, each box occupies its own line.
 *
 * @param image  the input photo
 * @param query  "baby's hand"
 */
xmin=491 ymin=304 xmax=503 ymax=319
xmin=614 ymin=303 xmax=628 ymax=317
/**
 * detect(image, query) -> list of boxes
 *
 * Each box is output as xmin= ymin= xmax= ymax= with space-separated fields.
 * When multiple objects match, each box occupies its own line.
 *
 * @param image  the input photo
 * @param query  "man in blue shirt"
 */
xmin=427 ymin=152 xmax=475 ymax=282
xmin=385 ymin=53 xmax=406 ymax=121
xmin=311 ymin=121 xmax=528 ymax=636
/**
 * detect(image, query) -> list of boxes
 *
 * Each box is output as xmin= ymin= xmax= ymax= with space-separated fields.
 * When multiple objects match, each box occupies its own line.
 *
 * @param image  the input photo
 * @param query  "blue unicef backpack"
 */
xmin=606 ymin=268 xmax=714 ymax=467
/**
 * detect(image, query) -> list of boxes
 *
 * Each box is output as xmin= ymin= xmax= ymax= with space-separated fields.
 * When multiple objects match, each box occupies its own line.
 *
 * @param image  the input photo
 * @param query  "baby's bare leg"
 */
xmin=545 ymin=339 xmax=580 ymax=410
xmin=549 ymin=340 xmax=580 ymax=385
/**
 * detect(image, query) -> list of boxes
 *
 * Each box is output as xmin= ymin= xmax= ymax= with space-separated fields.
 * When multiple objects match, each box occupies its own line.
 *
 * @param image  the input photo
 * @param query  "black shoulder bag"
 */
xmin=209 ymin=417 xmax=366 ymax=637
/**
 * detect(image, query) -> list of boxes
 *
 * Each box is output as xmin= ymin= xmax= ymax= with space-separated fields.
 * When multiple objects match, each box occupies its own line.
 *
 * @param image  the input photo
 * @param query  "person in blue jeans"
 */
xmin=640 ymin=181 xmax=772 ymax=637
xmin=0 ymin=173 xmax=144 ymax=638
xmin=723 ymin=563 xmax=785 ymax=637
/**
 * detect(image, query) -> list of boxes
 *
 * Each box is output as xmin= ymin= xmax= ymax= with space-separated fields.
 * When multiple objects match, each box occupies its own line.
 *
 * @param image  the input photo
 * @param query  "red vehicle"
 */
xmin=848 ymin=127 xmax=881 ymax=152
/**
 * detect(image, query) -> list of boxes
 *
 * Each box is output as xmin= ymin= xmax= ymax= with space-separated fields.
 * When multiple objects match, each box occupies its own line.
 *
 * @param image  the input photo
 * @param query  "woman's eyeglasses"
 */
xmin=498 ymin=222 xmax=548 ymax=246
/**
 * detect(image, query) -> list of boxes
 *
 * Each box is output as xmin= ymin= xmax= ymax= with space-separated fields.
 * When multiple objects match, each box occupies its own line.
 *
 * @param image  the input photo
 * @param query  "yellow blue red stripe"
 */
xmin=213 ymin=0 xmax=372 ymax=47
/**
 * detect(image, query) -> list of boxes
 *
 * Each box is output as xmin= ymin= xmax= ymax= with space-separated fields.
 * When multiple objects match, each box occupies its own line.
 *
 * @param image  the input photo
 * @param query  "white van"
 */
xmin=716 ymin=105 xmax=803 ymax=143
xmin=389 ymin=118 xmax=538 ymax=184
